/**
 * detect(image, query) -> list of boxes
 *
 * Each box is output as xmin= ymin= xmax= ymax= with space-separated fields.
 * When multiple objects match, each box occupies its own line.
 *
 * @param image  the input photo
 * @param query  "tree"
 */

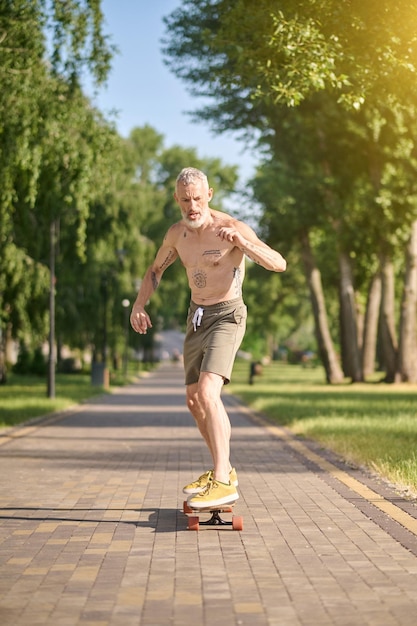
xmin=398 ymin=221 xmax=417 ymax=381
xmin=0 ymin=0 xmax=114 ymax=380
xmin=163 ymin=0 xmax=417 ymax=382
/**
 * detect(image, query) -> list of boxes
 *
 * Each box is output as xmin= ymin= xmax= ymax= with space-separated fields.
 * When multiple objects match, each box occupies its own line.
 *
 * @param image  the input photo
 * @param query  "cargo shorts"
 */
xmin=183 ymin=297 xmax=247 ymax=385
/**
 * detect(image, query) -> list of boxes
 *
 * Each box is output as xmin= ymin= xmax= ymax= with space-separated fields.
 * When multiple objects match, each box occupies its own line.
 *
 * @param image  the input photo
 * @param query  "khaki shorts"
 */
xmin=183 ymin=298 xmax=247 ymax=386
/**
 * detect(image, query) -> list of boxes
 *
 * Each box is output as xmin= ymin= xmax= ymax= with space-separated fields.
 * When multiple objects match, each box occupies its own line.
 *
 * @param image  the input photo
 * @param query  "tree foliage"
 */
xmin=0 ymin=0 xmax=116 ymax=376
xmin=163 ymin=0 xmax=417 ymax=381
xmin=0 ymin=1 xmax=241 ymax=383
xmin=0 ymin=0 xmax=116 ymax=350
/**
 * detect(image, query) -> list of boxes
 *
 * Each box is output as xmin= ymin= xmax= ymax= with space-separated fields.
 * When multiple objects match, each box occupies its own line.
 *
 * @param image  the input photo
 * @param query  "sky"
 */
xmin=88 ymin=0 xmax=258 ymax=186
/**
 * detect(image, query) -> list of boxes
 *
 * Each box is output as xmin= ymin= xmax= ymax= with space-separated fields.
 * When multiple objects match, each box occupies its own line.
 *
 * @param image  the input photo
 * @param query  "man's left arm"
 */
xmin=217 ymin=221 xmax=287 ymax=272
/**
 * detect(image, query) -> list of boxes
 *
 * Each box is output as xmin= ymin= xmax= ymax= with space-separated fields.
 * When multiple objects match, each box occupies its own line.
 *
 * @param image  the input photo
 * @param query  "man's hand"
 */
xmin=217 ymin=225 xmax=245 ymax=247
xmin=130 ymin=304 xmax=152 ymax=334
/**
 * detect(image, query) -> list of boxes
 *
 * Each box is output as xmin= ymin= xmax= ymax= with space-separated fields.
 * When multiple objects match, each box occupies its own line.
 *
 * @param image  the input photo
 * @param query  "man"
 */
xmin=130 ymin=167 xmax=286 ymax=509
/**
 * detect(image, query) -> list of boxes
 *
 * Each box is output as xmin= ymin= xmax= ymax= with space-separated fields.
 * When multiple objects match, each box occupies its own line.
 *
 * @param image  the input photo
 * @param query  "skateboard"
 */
xmin=183 ymin=500 xmax=243 ymax=531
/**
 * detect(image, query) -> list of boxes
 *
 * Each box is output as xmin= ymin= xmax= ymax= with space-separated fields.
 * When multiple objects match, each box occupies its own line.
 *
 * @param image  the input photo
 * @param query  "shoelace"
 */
xmin=194 ymin=470 xmax=212 ymax=486
xmin=199 ymin=470 xmax=213 ymax=484
xmin=192 ymin=306 xmax=204 ymax=331
xmin=199 ymin=480 xmax=215 ymax=496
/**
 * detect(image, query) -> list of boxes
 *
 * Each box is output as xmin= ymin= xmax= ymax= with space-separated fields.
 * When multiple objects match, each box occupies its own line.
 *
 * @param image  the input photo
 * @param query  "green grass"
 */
xmin=0 ymin=373 xmax=108 ymax=428
xmin=228 ymin=360 xmax=417 ymax=496
xmin=0 ymin=363 xmax=154 ymax=429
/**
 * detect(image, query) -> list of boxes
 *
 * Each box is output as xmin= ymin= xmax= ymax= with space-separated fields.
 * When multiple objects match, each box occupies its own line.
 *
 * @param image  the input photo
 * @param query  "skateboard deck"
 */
xmin=183 ymin=500 xmax=243 ymax=531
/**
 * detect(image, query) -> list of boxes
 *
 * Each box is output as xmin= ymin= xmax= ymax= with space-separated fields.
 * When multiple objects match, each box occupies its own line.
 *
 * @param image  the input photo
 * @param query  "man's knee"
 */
xmin=187 ymin=373 xmax=223 ymax=412
xmin=186 ymin=388 xmax=211 ymax=415
xmin=186 ymin=384 xmax=200 ymax=414
xmin=196 ymin=386 xmax=222 ymax=415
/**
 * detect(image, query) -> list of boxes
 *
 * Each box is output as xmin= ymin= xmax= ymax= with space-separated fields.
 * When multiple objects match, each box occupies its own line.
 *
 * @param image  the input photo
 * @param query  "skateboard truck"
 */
xmin=200 ymin=510 xmax=232 ymax=526
xmin=183 ymin=501 xmax=243 ymax=531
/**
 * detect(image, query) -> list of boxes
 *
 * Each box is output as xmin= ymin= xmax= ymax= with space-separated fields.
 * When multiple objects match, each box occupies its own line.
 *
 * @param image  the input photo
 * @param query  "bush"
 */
xmin=32 ymin=347 xmax=47 ymax=376
xmin=13 ymin=344 xmax=47 ymax=376
xmin=12 ymin=343 xmax=32 ymax=375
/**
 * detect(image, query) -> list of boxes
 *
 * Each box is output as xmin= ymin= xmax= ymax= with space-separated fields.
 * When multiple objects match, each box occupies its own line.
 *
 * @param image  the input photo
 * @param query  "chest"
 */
xmin=177 ymin=232 xmax=234 ymax=269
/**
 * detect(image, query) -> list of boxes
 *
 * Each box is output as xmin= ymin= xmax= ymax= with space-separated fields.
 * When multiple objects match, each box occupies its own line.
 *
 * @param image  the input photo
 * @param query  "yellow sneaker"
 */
xmin=183 ymin=470 xmax=213 ymax=495
xmin=183 ymin=468 xmax=238 ymax=495
xmin=229 ymin=467 xmax=238 ymax=488
xmin=187 ymin=479 xmax=239 ymax=509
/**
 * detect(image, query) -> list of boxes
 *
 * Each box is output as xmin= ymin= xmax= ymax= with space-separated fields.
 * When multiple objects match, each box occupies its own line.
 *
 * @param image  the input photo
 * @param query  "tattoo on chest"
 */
xmin=202 ymin=249 xmax=221 ymax=267
xmin=203 ymin=249 xmax=221 ymax=257
xmin=233 ymin=267 xmax=242 ymax=296
xmin=193 ymin=269 xmax=207 ymax=289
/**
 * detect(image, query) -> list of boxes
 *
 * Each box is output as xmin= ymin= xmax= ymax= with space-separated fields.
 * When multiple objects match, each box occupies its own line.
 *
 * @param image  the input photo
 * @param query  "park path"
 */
xmin=0 ymin=362 xmax=417 ymax=625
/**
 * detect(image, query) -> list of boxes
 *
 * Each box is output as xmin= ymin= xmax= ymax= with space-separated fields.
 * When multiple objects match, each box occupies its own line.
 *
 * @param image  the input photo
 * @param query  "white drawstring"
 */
xmin=192 ymin=307 xmax=204 ymax=331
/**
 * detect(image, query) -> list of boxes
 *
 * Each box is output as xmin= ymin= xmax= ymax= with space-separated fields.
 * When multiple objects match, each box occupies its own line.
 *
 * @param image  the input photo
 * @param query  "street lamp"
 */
xmin=47 ymin=220 xmax=57 ymax=398
xmin=121 ymin=299 xmax=130 ymax=378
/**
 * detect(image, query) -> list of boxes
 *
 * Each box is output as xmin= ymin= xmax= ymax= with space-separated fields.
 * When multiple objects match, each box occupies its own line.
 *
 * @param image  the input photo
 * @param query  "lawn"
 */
xmin=228 ymin=360 xmax=417 ymax=497
xmin=0 ymin=364 xmax=150 ymax=428
xmin=0 ymin=373 xmax=108 ymax=428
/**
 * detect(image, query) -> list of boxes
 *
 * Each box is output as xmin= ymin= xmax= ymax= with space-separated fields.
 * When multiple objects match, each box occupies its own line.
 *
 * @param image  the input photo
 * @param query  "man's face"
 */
xmin=174 ymin=180 xmax=213 ymax=229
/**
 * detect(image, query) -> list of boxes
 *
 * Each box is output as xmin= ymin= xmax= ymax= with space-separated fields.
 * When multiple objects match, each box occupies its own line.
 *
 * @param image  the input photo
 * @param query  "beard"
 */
xmin=183 ymin=214 xmax=206 ymax=229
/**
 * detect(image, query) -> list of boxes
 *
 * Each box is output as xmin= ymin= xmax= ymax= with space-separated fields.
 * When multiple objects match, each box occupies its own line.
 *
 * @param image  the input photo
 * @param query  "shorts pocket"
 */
xmin=232 ymin=304 xmax=247 ymax=326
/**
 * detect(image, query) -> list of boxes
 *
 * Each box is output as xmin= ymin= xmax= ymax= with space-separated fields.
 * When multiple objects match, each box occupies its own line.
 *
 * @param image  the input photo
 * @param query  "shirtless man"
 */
xmin=130 ymin=167 xmax=286 ymax=508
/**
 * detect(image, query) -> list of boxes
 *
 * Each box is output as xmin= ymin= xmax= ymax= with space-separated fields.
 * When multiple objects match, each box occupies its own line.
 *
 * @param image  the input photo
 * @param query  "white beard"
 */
xmin=183 ymin=215 xmax=206 ymax=229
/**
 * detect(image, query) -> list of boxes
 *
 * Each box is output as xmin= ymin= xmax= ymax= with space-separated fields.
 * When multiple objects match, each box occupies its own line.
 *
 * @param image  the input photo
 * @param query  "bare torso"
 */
xmin=170 ymin=211 xmax=245 ymax=305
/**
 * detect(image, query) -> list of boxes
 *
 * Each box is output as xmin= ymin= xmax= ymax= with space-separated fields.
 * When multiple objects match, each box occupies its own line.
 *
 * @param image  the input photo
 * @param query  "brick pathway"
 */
xmin=0 ymin=363 xmax=417 ymax=625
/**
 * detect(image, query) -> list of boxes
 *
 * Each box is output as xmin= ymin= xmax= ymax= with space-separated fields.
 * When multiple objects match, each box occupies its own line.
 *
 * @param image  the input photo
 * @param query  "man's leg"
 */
xmin=186 ymin=382 xmax=215 ymax=462
xmin=186 ymin=371 xmax=231 ymax=485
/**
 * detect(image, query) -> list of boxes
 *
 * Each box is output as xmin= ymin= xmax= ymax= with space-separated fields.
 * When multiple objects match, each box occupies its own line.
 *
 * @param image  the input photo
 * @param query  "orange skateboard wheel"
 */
xmin=183 ymin=500 xmax=193 ymax=514
xmin=232 ymin=515 xmax=243 ymax=531
xmin=188 ymin=516 xmax=199 ymax=531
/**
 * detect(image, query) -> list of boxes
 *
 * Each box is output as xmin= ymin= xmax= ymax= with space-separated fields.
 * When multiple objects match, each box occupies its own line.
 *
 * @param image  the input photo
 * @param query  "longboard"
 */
xmin=183 ymin=500 xmax=243 ymax=531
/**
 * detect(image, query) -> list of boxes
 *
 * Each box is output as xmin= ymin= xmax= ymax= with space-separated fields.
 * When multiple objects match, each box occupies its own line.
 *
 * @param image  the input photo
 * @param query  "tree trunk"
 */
xmin=0 ymin=322 xmax=15 ymax=384
xmin=362 ymin=271 xmax=382 ymax=378
xmin=397 ymin=220 xmax=417 ymax=382
xmin=379 ymin=256 xmax=398 ymax=383
xmin=0 ymin=327 xmax=6 ymax=384
xmin=339 ymin=251 xmax=363 ymax=381
xmin=300 ymin=231 xmax=344 ymax=383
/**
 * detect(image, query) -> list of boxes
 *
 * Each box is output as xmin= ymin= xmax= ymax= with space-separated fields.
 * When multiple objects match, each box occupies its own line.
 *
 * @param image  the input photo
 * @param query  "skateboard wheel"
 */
xmin=188 ymin=516 xmax=199 ymax=531
xmin=232 ymin=515 xmax=243 ymax=531
xmin=183 ymin=500 xmax=193 ymax=514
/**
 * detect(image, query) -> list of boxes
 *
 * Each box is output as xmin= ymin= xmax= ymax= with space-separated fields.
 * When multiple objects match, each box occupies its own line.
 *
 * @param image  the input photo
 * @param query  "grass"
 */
xmin=0 ymin=373 xmax=108 ymax=428
xmin=228 ymin=360 xmax=417 ymax=497
xmin=0 ymin=364 xmax=146 ymax=428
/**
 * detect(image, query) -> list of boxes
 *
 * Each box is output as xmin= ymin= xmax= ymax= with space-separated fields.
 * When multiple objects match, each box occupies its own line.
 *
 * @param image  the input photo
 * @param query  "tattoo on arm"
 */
xmin=160 ymin=250 xmax=176 ymax=271
xmin=151 ymin=271 xmax=159 ymax=290
xmin=241 ymin=241 xmax=272 ymax=265
xmin=244 ymin=253 xmax=260 ymax=265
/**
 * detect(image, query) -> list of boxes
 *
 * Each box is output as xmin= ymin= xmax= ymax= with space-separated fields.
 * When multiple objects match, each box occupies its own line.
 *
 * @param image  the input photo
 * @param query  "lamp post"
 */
xmin=47 ymin=220 xmax=57 ymax=398
xmin=121 ymin=299 xmax=130 ymax=378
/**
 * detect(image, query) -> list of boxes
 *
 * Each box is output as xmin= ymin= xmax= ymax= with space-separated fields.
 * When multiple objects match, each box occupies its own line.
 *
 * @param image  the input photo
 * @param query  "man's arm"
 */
xmin=130 ymin=234 xmax=178 ymax=334
xmin=217 ymin=220 xmax=287 ymax=272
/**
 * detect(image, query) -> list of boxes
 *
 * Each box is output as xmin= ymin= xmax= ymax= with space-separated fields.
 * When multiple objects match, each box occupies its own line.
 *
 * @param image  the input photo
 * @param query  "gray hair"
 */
xmin=176 ymin=167 xmax=209 ymax=189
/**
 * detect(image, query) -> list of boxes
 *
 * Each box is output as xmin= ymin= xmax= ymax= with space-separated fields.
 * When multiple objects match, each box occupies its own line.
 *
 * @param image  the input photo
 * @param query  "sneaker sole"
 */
xmin=187 ymin=493 xmax=239 ymax=510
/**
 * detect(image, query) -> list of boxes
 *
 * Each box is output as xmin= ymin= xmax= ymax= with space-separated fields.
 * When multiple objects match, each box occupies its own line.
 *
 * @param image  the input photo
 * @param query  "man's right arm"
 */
xmin=130 ymin=233 xmax=178 ymax=334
